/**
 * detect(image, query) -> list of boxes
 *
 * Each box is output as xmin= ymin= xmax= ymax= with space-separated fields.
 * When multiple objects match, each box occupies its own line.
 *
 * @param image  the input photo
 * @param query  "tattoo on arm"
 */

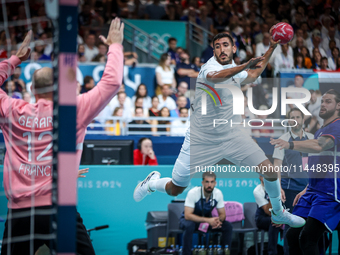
xmin=318 ymin=136 xmax=335 ymax=151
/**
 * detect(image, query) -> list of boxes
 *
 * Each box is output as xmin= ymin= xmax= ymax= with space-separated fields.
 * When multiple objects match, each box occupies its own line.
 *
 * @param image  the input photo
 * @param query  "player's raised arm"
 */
xmin=206 ymin=56 xmax=264 ymax=83
xmin=0 ymin=30 xmax=32 ymax=86
xmin=241 ymin=28 xmax=280 ymax=85
xmin=77 ymin=18 xmax=124 ymax=127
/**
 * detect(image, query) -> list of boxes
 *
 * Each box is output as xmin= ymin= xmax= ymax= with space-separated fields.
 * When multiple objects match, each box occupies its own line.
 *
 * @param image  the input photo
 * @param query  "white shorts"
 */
xmin=171 ymin=128 xmax=268 ymax=187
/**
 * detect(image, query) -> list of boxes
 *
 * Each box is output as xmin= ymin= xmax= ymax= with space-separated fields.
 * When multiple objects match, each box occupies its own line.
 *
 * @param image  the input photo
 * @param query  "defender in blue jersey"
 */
xmin=271 ymin=89 xmax=340 ymax=255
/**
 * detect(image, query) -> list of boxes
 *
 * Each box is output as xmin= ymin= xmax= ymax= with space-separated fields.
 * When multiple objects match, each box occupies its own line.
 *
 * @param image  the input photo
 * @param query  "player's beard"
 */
xmin=204 ymin=187 xmax=214 ymax=194
xmin=291 ymin=122 xmax=303 ymax=132
xmin=215 ymin=53 xmax=233 ymax=65
xmin=319 ymin=107 xmax=336 ymax=120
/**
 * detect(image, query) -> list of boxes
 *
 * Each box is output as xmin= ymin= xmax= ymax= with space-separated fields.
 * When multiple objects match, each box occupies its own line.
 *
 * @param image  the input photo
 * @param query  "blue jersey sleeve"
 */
xmin=321 ymin=119 xmax=340 ymax=145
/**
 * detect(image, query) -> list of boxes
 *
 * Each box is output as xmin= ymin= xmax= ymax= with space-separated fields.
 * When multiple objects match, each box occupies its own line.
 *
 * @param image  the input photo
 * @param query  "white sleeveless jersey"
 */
xmin=190 ymin=57 xmax=249 ymax=144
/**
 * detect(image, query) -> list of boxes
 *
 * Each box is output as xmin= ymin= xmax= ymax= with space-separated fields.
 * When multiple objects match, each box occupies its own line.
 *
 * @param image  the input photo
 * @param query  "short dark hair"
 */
xmin=295 ymin=74 xmax=303 ymax=79
xmin=168 ymin=37 xmax=177 ymax=44
xmin=179 ymin=107 xmax=188 ymax=113
xmin=135 ymin=106 xmax=143 ymax=113
xmin=325 ymin=89 xmax=340 ymax=116
xmin=324 ymin=89 xmax=340 ymax=103
xmin=202 ymin=171 xmax=216 ymax=181
xmin=84 ymin=75 xmax=93 ymax=85
xmin=288 ymin=107 xmax=304 ymax=119
xmin=117 ymin=91 xmax=126 ymax=97
xmin=321 ymin=56 xmax=328 ymax=62
xmin=212 ymin=33 xmax=234 ymax=48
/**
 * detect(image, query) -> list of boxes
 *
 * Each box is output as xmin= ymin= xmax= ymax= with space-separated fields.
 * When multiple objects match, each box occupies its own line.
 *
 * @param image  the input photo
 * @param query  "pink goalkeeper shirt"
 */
xmin=0 ymin=43 xmax=123 ymax=209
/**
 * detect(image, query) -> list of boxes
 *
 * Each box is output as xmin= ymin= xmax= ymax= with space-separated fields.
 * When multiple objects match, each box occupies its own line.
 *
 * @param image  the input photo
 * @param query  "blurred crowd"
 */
xmin=0 ymin=0 xmax=338 ymax=137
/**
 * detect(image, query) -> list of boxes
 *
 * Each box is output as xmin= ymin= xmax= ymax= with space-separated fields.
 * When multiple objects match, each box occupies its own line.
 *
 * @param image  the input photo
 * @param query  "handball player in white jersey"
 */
xmin=134 ymin=32 xmax=305 ymax=227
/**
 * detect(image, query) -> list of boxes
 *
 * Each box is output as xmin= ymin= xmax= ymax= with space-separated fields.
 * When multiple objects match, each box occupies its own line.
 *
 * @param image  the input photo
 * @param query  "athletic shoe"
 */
xmin=133 ymin=171 xmax=161 ymax=202
xmin=270 ymin=208 xmax=306 ymax=228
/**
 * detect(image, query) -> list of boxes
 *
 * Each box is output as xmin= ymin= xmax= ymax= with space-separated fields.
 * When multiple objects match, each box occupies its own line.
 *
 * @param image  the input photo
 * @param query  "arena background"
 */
xmin=1 ymin=0 xmax=340 ymax=254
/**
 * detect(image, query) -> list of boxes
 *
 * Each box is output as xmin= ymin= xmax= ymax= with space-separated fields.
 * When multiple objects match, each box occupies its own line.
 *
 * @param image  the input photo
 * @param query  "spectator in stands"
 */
xmin=3 ymin=80 xmax=18 ymax=95
xmin=128 ymin=107 xmax=151 ymax=133
xmin=156 ymin=107 xmax=171 ymax=135
xmin=106 ymin=84 xmax=133 ymax=119
xmin=78 ymin=3 xmax=104 ymax=27
xmin=171 ymin=107 xmax=189 ymax=136
xmin=133 ymin=137 xmax=158 ymax=165
xmin=301 ymin=46 xmax=313 ymax=69
xmin=292 ymin=12 xmax=303 ymax=31
xmin=108 ymin=91 xmax=132 ymax=122
xmin=294 ymin=53 xmax=306 ymax=69
xmin=23 ymin=92 xmax=31 ymax=104
xmin=255 ymin=33 xmax=273 ymax=77
xmin=181 ymin=7 xmax=201 ymax=26
xmin=320 ymin=57 xmax=330 ymax=70
xmin=145 ymin=0 xmax=166 ymax=20
xmin=84 ymin=34 xmax=99 ymax=62
xmin=167 ymin=38 xmax=180 ymax=65
xmin=311 ymin=51 xmax=322 ymax=69
xmin=176 ymin=50 xmax=199 ymax=89
xmin=328 ymin=47 xmax=339 ymax=70
xmin=132 ymin=96 xmax=149 ymax=117
xmin=293 ymin=37 xmax=305 ymax=57
xmin=213 ymin=8 xmax=229 ymax=34
xmin=253 ymin=176 xmax=282 ymax=255
xmin=170 ymin=81 xmax=190 ymax=109
xmin=81 ymin=76 xmax=95 ymax=94
xmin=92 ymin=43 xmax=108 ymax=62
xmin=324 ymin=39 xmax=337 ymax=58
xmin=77 ymin=44 xmax=87 ymax=62
xmin=105 ymin=107 xmax=123 ymax=136
xmin=132 ymin=84 xmax=152 ymax=109
xmin=33 ymin=40 xmax=51 ymax=61
xmin=322 ymin=27 xmax=340 ymax=56
xmin=156 ymin=53 xmax=176 ymax=95
xmin=149 ymin=96 xmax=160 ymax=117
xmin=308 ymin=29 xmax=327 ymax=57
xmin=180 ymin=172 xmax=232 ymax=255
xmin=162 ymin=4 xmax=180 ymax=21
xmin=11 ymin=66 xmax=25 ymax=92
xmin=305 ymin=90 xmax=323 ymax=133
xmin=192 ymin=56 xmax=201 ymax=68
xmin=300 ymin=22 xmax=310 ymax=42
xmin=171 ymin=96 xmax=188 ymax=117
xmin=291 ymin=29 xmax=305 ymax=49
xmin=273 ymin=44 xmax=294 ymax=76
xmin=158 ymin=85 xmax=176 ymax=111
xmin=200 ymin=41 xmax=213 ymax=64
xmin=124 ymin=51 xmax=138 ymax=66
xmin=199 ymin=5 xmax=213 ymax=34
xmin=40 ymin=33 xmax=53 ymax=57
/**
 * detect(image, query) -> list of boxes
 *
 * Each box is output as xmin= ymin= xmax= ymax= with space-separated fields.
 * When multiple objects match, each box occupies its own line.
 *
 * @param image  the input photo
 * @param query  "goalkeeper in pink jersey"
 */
xmin=0 ymin=19 xmax=124 ymax=254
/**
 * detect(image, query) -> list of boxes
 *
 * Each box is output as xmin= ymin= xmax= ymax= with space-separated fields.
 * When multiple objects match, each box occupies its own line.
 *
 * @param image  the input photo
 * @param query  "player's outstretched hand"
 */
xmin=269 ymin=26 xmax=281 ymax=48
xmin=99 ymin=17 xmax=124 ymax=46
xmin=78 ymin=168 xmax=89 ymax=178
xmin=16 ymin=30 xmax=32 ymax=62
xmin=246 ymin=56 xmax=265 ymax=69
xmin=270 ymin=138 xmax=289 ymax=150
